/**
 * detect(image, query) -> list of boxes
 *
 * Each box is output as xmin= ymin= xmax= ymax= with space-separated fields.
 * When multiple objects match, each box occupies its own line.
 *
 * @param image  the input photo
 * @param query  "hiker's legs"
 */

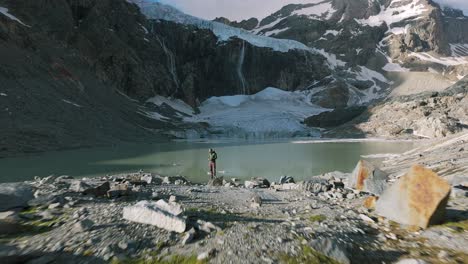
xmin=213 ymin=162 xmax=216 ymax=177
xmin=209 ymin=162 xmax=215 ymax=179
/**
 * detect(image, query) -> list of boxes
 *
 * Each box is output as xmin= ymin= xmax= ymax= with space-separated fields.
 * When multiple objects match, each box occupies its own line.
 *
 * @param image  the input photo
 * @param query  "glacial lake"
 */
xmin=0 ymin=139 xmax=416 ymax=183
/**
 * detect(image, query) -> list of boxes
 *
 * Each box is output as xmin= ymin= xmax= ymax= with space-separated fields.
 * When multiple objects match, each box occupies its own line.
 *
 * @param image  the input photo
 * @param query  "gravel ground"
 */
xmin=1 ymin=170 xmax=467 ymax=264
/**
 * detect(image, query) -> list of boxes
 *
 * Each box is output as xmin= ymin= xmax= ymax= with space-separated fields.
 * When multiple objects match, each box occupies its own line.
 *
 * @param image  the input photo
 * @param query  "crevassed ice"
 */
xmin=185 ymin=87 xmax=328 ymax=137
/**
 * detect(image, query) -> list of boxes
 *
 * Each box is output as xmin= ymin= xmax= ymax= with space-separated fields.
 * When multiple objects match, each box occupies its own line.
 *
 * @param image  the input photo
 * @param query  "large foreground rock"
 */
xmin=123 ymin=201 xmax=186 ymax=233
xmin=375 ymin=165 xmax=451 ymax=228
xmin=349 ymin=160 xmax=388 ymax=195
xmin=0 ymin=183 xmax=34 ymax=212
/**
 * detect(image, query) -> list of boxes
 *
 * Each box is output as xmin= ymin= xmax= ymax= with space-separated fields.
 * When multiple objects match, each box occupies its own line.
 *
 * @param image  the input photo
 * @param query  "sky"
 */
xmin=157 ymin=0 xmax=468 ymax=21
xmin=158 ymin=0 xmax=323 ymax=21
xmin=435 ymin=0 xmax=468 ymax=15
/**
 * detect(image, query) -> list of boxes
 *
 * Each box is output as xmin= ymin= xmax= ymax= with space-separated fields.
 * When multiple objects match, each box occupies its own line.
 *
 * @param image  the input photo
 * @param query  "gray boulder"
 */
xmin=279 ymin=176 xmax=295 ymax=184
xmin=107 ymin=183 xmax=131 ymax=198
xmin=181 ymin=228 xmax=196 ymax=245
xmin=38 ymin=175 xmax=57 ymax=185
xmin=123 ymin=200 xmax=186 ymax=233
xmin=250 ymin=194 xmax=262 ymax=208
xmin=28 ymin=194 xmax=58 ymax=207
xmin=72 ymin=219 xmax=95 ymax=233
xmin=208 ymin=177 xmax=224 ymax=187
xmin=0 ymin=183 xmax=34 ymax=212
xmin=349 ymin=160 xmax=388 ymax=195
xmin=163 ymin=176 xmax=189 ymax=185
xmin=309 ymin=238 xmax=350 ymax=264
xmin=83 ymin=182 xmax=110 ymax=197
xmin=299 ymin=178 xmax=331 ymax=194
xmin=69 ymin=181 xmax=91 ymax=193
xmin=244 ymin=178 xmax=270 ymax=188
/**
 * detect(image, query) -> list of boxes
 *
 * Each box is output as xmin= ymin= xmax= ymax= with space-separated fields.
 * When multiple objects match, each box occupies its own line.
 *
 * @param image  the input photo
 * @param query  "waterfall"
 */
xmin=155 ymin=35 xmax=180 ymax=91
xmin=303 ymin=49 xmax=309 ymax=67
xmin=237 ymin=41 xmax=247 ymax=94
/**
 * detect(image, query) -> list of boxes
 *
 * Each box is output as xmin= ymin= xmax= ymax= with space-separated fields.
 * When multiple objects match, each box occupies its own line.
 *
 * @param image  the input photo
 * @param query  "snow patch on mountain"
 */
xmin=387 ymin=25 xmax=411 ymax=35
xmin=265 ymin=27 xmax=290 ymax=36
xmin=409 ymin=52 xmax=468 ymax=66
xmin=251 ymin=17 xmax=287 ymax=34
xmin=313 ymin=49 xmax=346 ymax=69
xmin=186 ymin=87 xmax=327 ymax=138
xmin=324 ymin=29 xmax=341 ymax=36
xmin=355 ymin=0 xmax=428 ymax=28
xmin=293 ymin=1 xmax=336 ymax=20
xmin=383 ymin=62 xmax=410 ymax=72
xmin=0 ymin=6 xmax=29 ymax=27
xmin=338 ymin=66 xmax=392 ymax=103
xmin=355 ymin=66 xmax=390 ymax=84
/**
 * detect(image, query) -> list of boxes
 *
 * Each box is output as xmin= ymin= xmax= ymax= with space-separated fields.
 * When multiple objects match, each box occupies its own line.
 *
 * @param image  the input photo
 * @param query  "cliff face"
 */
xmin=151 ymin=21 xmax=329 ymax=106
xmin=4 ymin=0 xmax=332 ymax=103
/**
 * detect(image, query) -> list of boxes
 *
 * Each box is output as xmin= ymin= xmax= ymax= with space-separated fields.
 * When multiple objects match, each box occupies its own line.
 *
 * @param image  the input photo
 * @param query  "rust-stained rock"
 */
xmin=363 ymin=196 xmax=379 ymax=209
xmin=349 ymin=160 xmax=388 ymax=195
xmin=375 ymin=165 xmax=451 ymax=228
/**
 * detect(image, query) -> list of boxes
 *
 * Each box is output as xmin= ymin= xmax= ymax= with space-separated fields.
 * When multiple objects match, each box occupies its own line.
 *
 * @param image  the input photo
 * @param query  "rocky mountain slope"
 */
xmin=224 ymin=0 xmax=468 ymax=79
xmin=324 ymin=75 xmax=468 ymax=139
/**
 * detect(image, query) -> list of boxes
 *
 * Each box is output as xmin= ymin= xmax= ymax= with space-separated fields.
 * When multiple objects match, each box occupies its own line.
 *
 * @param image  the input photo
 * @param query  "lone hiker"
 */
xmin=208 ymin=148 xmax=217 ymax=179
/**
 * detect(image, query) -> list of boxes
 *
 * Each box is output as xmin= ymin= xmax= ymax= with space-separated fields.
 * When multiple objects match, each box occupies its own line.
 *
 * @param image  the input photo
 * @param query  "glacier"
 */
xmin=145 ymin=87 xmax=329 ymax=139
xmin=128 ymin=0 xmax=311 ymax=53
xmin=185 ymin=87 xmax=328 ymax=139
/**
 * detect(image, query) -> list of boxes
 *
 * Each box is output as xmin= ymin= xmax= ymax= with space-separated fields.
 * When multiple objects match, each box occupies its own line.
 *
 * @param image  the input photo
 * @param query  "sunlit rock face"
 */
xmin=375 ymin=165 xmax=451 ymax=228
